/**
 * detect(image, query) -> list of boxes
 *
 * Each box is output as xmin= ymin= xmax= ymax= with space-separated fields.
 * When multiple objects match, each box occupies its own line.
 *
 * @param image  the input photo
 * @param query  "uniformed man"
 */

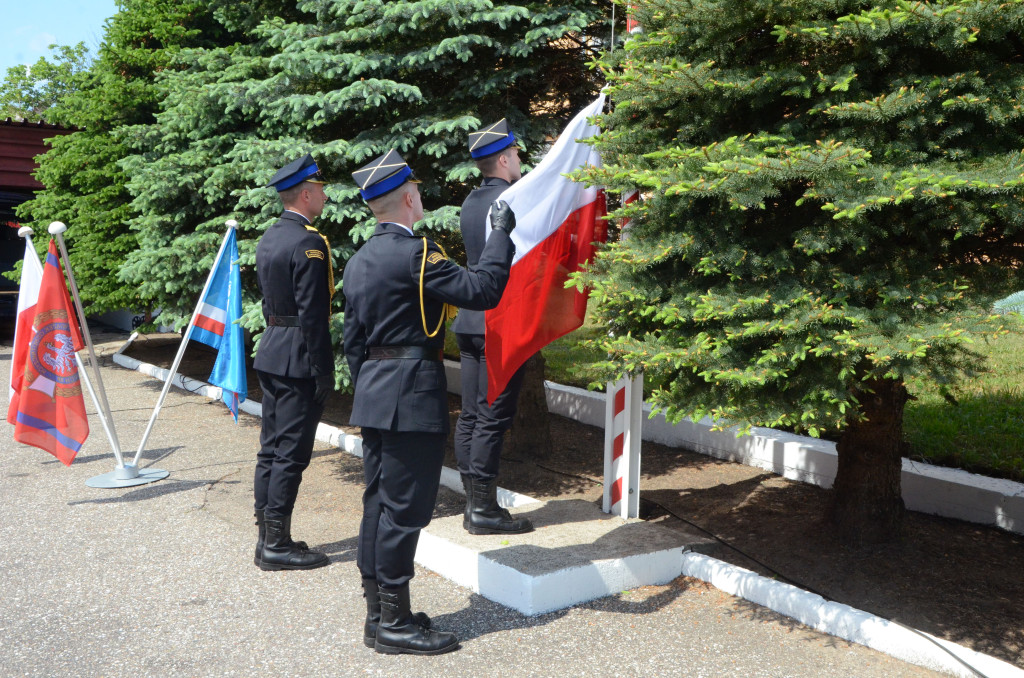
xmin=252 ymin=153 xmax=334 ymax=571
xmin=452 ymin=119 xmax=533 ymax=536
xmin=343 ymin=149 xmax=516 ymax=655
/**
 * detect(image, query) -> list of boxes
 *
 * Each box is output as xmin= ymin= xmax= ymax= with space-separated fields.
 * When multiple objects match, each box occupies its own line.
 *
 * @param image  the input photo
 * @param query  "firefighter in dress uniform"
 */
xmin=343 ymin=149 xmax=516 ymax=655
xmin=252 ymin=154 xmax=334 ymax=571
xmin=453 ymin=119 xmax=533 ymax=536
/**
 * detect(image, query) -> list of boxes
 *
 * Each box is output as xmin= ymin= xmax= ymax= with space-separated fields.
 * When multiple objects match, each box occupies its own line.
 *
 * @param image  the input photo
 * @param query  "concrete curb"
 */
xmin=111 ymin=339 xmax=1022 ymax=677
xmin=681 ymin=551 xmax=1024 ymax=678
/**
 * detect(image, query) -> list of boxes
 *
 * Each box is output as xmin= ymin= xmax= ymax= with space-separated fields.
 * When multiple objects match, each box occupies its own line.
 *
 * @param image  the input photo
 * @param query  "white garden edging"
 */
xmin=681 ymin=551 xmax=1024 ymax=678
xmin=444 ymin=361 xmax=1024 ymax=536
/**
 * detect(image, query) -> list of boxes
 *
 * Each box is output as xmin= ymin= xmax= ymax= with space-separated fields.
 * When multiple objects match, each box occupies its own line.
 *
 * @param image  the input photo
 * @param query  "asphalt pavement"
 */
xmin=0 ymin=333 xmax=944 ymax=677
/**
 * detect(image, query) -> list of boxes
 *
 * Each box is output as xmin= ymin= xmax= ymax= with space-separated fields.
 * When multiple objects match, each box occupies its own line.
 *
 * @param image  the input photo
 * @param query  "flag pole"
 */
xmin=131 ymin=220 xmax=238 ymax=466
xmin=46 ymin=222 xmax=125 ymax=467
xmin=46 ymin=223 xmax=170 ymax=488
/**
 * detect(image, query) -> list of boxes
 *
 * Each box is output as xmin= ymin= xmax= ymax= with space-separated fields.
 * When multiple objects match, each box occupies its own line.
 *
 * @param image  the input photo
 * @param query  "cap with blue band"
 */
xmin=468 ymin=119 xmax=517 ymax=159
xmin=352 ymin=149 xmax=421 ymax=201
xmin=267 ymin=154 xmax=326 ymax=191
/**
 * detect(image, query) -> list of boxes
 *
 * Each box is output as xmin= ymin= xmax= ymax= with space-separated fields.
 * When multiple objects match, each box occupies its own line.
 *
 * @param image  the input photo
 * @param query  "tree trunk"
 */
xmin=507 ymin=353 xmax=552 ymax=460
xmin=829 ymin=378 xmax=909 ymax=543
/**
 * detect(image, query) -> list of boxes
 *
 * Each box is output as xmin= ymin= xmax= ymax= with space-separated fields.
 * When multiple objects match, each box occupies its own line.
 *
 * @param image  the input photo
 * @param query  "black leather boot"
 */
xmin=461 ymin=474 xmax=472 ymax=525
xmin=258 ymin=514 xmax=329 ymax=571
xmin=374 ymin=585 xmax=458 ymax=655
xmin=362 ymin=577 xmax=431 ymax=648
xmin=465 ymin=477 xmax=533 ymax=535
xmin=254 ymin=509 xmax=265 ymax=567
xmin=254 ymin=510 xmax=310 ymax=567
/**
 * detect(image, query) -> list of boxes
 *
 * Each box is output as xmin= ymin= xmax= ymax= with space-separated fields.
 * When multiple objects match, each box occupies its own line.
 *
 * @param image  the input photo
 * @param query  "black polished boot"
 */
xmin=254 ymin=510 xmax=309 ymax=567
xmin=362 ymin=577 xmax=431 ymax=648
xmin=460 ymin=474 xmax=472 ymax=525
xmin=374 ymin=585 xmax=458 ymax=656
xmin=465 ymin=477 xmax=533 ymax=535
xmin=258 ymin=514 xmax=329 ymax=571
xmin=254 ymin=509 xmax=265 ymax=567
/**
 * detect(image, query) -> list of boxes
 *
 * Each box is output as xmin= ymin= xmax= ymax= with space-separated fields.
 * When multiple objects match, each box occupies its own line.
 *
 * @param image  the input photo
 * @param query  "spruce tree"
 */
xmin=578 ymin=0 xmax=1024 ymax=540
xmin=14 ymin=0 xmax=229 ymax=315
xmin=122 ymin=0 xmax=608 ymax=388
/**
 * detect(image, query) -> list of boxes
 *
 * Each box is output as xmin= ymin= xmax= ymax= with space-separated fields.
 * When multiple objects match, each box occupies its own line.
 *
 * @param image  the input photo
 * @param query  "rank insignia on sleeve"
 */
xmin=426 ymin=251 xmax=446 ymax=265
xmin=306 ymin=249 xmax=325 ymax=260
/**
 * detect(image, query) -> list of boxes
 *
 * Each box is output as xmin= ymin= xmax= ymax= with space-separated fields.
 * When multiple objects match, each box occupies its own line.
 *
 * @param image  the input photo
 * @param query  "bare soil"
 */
xmin=124 ymin=333 xmax=1024 ymax=668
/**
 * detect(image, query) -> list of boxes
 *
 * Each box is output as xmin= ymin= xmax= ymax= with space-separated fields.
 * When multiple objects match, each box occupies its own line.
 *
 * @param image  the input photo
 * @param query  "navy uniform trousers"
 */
xmin=453 ymin=334 xmax=526 ymax=480
xmin=452 ymin=176 xmax=525 ymax=481
xmin=343 ymin=221 xmax=514 ymax=587
xmin=253 ymin=373 xmax=324 ymax=518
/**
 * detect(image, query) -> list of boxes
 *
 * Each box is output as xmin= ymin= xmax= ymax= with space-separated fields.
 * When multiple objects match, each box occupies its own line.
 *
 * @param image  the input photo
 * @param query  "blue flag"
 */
xmin=195 ymin=229 xmax=246 ymax=422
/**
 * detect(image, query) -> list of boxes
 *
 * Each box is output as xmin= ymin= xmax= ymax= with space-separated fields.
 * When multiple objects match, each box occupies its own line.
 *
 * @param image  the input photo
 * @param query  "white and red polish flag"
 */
xmin=8 ymin=237 xmax=43 ymax=425
xmin=484 ymin=92 xmax=608 ymax=403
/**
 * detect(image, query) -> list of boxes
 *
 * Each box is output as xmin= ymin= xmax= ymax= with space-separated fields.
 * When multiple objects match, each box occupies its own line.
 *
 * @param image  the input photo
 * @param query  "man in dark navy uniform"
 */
xmin=252 ymin=154 xmax=334 ymax=571
xmin=343 ymin=149 xmax=516 ymax=655
xmin=452 ymin=120 xmax=533 ymax=536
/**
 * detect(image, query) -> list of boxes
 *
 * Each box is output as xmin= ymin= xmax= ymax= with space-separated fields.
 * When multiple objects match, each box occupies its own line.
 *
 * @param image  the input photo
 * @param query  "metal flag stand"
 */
xmin=131 ymin=220 xmax=238 ymax=467
xmin=39 ymin=222 xmax=169 ymax=488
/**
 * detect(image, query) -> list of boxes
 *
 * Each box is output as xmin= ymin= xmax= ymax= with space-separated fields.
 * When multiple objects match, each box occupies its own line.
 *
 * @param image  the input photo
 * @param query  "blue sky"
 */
xmin=0 ymin=0 xmax=119 ymax=75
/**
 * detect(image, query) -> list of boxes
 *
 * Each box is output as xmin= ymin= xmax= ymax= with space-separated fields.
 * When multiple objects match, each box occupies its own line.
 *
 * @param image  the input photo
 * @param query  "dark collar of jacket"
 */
xmin=372 ymin=222 xmax=418 ymax=238
xmin=280 ymin=210 xmax=312 ymax=226
xmin=480 ymin=176 xmax=512 ymax=189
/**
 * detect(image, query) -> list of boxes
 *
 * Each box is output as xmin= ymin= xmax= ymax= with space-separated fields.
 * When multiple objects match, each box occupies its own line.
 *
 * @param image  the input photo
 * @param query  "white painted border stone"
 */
xmin=112 ymin=341 xmax=1023 ymax=676
xmin=681 ymin=551 xmax=1024 ymax=678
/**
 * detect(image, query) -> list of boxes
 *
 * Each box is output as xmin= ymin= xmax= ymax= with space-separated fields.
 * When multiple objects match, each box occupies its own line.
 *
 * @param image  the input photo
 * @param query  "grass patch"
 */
xmin=903 ymin=314 xmax=1024 ymax=482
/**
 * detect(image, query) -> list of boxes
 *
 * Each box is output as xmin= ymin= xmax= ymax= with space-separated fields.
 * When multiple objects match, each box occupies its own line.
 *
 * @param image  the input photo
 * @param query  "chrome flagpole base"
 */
xmin=86 ymin=464 xmax=169 ymax=488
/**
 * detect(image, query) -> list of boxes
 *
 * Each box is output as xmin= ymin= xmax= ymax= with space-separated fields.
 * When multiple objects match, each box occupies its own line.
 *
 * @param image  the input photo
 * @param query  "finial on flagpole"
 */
xmin=225 ymin=219 xmax=238 ymax=229
xmin=17 ymin=226 xmax=33 ymax=238
xmin=48 ymin=221 xmax=68 ymax=235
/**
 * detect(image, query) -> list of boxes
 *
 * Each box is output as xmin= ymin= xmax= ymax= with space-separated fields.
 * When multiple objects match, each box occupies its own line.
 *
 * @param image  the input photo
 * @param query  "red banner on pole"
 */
xmin=12 ymin=240 xmax=89 ymax=465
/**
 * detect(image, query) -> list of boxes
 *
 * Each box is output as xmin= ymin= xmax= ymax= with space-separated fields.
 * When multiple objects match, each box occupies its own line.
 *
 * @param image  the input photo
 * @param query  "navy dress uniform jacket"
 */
xmin=254 ymin=211 xmax=334 ymax=377
xmin=343 ymin=222 xmax=515 ymax=433
xmin=450 ymin=177 xmax=512 ymax=337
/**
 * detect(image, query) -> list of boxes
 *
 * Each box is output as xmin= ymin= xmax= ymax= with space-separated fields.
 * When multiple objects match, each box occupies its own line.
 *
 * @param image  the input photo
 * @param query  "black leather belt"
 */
xmin=367 ymin=346 xmax=443 ymax=361
xmin=267 ymin=315 xmax=300 ymax=327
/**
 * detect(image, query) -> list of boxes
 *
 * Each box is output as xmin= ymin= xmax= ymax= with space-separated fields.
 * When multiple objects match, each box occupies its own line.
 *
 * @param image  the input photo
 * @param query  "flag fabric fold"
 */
xmin=12 ymin=240 xmax=89 ymax=465
xmin=484 ymin=92 xmax=608 ymax=403
xmin=192 ymin=229 xmax=247 ymax=421
xmin=8 ymin=238 xmax=44 ymax=425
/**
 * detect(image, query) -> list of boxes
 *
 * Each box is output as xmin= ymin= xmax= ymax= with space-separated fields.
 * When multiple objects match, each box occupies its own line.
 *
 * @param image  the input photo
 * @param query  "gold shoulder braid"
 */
xmin=419 ymin=237 xmax=458 ymax=337
xmin=305 ymin=225 xmax=335 ymax=299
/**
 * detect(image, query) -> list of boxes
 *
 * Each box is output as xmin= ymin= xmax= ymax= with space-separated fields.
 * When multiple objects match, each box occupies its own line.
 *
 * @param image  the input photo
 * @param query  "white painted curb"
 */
xmin=442 ymin=360 xmax=1024 ymax=536
xmin=111 ymin=339 xmax=1022 ymax=677
xmin=681 ymin=551 xmax=1024 ymax=678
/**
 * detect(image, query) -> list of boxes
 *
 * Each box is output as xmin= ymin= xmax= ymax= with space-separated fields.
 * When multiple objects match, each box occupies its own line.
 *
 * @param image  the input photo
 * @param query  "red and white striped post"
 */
xmin=603 ymin=373 xmax=643 ymax=518
xmin=626 ymin=4 xmax=643 ymax=35
xmin=620 ymin=189 xmax=640 ymax=240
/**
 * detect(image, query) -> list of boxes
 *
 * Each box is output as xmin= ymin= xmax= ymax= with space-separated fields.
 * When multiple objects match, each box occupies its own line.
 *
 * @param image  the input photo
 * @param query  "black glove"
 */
xmin=314 ymin=374 xmax=334 ymax=407
xmin=489 ymin=200 xmax=516 ymax=235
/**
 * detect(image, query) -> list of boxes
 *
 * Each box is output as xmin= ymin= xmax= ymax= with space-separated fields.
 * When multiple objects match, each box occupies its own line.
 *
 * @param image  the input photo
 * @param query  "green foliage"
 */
xmin=122 ymin=0 xmax=608 ymax=387
xmin=13 ymin=0 xmax=230 ymax=315
xmin=575 ymin=0 xmax=1024 ymax=437
xmin=0 ymin=43 xmax=91 ymax=122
